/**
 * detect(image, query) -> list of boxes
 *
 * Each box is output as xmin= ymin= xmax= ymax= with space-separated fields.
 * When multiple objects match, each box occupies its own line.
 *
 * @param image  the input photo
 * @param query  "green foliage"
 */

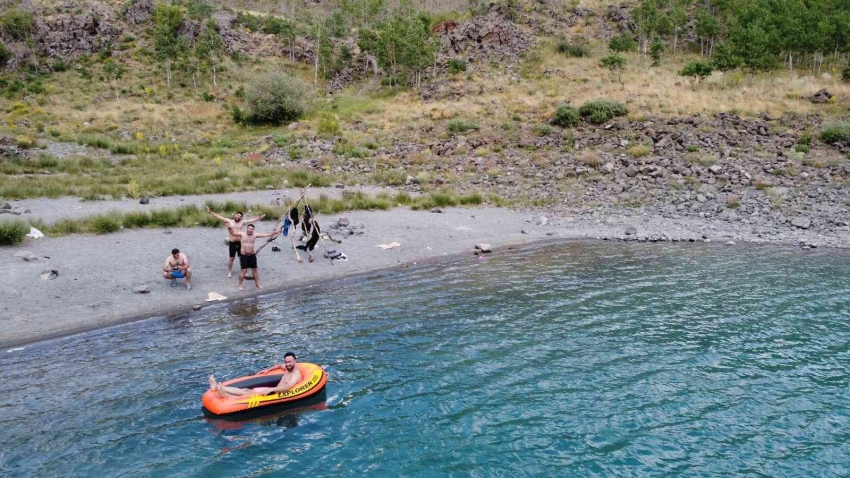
xmin=447 ymin=118 xmax=480 ymax=134
xmin=579 ymin=100 xmax=628 ymax=125
xmin=186 ymin=1 xmax=214 ymax=21
xmin=599 ymin=53 xmax=626 ymax=82
xmin=534 ymin=124 xmax=554 ymax=136
xmin=712 ymin=42 xmax=741 ymax=74
xmin=556 ymin=38 xmax=588 ymax=58
xmin=0 ymin=8 xmax=34 ymax=40
xmin=608 ymin=34 xmax=637 ymax=53
xmin=649 ymin=37 xmax=665 ymax=67
xmin=446 ymin=58 xmax=467 ymax=74
xmin=358 ymin=5 xmax=439 ymax=87
xmin=0 ymin=42 xmax=10 ymax=67
xmin=794 ymin=144 xmax=810 ymax=153
xmin=820 ymin=121 xmax=850 ymax=144
xmin=842 ymin=64 xmax=850 ymax=83
xmin=240 ymin=73 xmax=313 ymax=125
xmin=153 ymin=4 xmax=186 ymax=86
xmin=551 ymin=105 xmax=580 ymax=128
xmin=318 ymin=114 xmax=342 ymax=137
xmin=195 ymin=20 xmax=225 ymax=84
xmin=678 ymin=61 xmax=714 ymax=89
xmin=0 ymin=220 xmax=28 ymax=246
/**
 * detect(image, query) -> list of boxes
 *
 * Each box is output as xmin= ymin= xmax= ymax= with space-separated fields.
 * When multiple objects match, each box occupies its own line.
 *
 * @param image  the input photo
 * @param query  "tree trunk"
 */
xmin=212 ymin=63 xmax=217 ymax=87
xmin=166 ymin=60 xmax=172 ymax=88
xmin=314 ymin=33 xmax=320 ymax=87
xmin=673 ymin=28 xmax=678 ymax=54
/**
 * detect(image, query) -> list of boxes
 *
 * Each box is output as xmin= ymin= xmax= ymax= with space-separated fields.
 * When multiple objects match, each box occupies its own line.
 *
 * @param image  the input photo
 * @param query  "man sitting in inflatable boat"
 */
xmin=208 ymin=352 xmax=302 ymax=398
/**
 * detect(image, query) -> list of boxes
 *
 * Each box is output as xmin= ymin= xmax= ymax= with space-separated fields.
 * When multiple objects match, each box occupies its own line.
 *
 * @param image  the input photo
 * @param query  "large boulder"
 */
xmin=124 ymin=0 xmax=154 ymax=25
xmin=33 ymin=6 xmax=121 ymax=60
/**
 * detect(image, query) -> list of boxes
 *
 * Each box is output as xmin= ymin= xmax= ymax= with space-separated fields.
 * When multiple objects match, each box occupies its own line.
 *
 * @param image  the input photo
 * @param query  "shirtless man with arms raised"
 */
xmin=229 ymin=223 xmax=280 ymax=291
xmin=162 ymin=248 xmax=192 ymax=290
xmin=205 ymin=206 xmax=265 ymax=278
xmin=209 ymin=352 xmax=302 ymax=397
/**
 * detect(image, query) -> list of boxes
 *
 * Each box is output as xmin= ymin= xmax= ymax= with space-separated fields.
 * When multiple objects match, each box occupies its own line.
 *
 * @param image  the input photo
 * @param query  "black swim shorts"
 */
xmin=240 ymin=253 xmax=257 ymax=269
xmin=229 ymin=241 xmax=241 ymax=258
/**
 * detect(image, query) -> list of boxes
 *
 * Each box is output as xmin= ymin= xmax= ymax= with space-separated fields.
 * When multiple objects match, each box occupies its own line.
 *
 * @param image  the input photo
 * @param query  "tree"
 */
xmin=695 ymin=8 xmax=721 ymax=57
xmin=730 ymin=23 xmax=777 ymax=83
xmin=678 ymin=61 xmax=714 ymax=89
xmin=102 ymin=59 xmax=126 ymax=100
xmin=649 ymin=37 xmax=665 ymax=67
xmin=609 ymin=34 xmax=638 ymax=53
xmin=669 ymin=0 xmax=688 ymax=54
xmin=196 ymin=20 xmax=225 ymax=86
xmin=711 ymin=42 xmax=741 ymax=86
xmin=600 ymin=53 xmax=626 ymax=85
xmin=154 ymin=4 xmax=186 ymax=88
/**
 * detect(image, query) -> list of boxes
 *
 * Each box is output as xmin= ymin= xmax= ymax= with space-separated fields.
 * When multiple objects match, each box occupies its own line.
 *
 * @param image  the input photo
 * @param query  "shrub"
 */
xmin=578 ymin=100 xmax=628 ymax=124
xmin=0 ymin=42 xmax=10 ymax=67
xmin=533 ymin=124 xmax=554 ymax=136
xmin=89 ymin=214 xmax=122 ymax=234
xmin=0 ymin=9 xmax=34 ymax=40
xmin=0 ymin=220 xmax=28 ymax=246
xmin=15 ymin=135 xmax=35 ymax=149
xmin=794 ymin=144 xmax=810 ymax=153
xmin=202 ymin=92 xmax=214 ymax=101
xmin=556 ymin=40 xmax=587 ymax=58
xmin=447 ymin=118 xmax=480 ymax=134
xmin=820 ymin=121 xmax=850 ymax=144
xmin=679 ymin=61 xmax=714 ymax=89
xmin=627 ymin=144 xmax=651 ymax=157
xmin=241 ymin=73 xmax=313 ymax=125
xmin=552 ymin=105 xmax=580 ymax=128
xmin=842 ymin=64 xmax=850 ymax=83
xmin=599 ymin=53 xmax=626 ymax=82
xmin=446 ymin=58 xmax=467 ymax=74
xmin=317 ymin=113 xmax=341 ymax=137
xmin=798 ymin=132 xmax=812 ymax=146
xmin=608 ymin=34 xmax=637 ymax=53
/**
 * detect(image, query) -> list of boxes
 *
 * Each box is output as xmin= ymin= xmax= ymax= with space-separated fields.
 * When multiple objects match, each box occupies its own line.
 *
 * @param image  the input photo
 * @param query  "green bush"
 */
xmin=842 ymin=64 xmax=850 ymax=83
xmin=88 ymin=214 xmax=122 ymax=234
xmin=0 ymin=42 xmax=10 ymax=67
xmin=0 ymin=220 xmax=28 ymax=246
xmin=820 ymin=120 xmax=850 ymax=144
xmin=317 ymin=114 xmax=341 ymax=137
xmin=533 ymin=124 xmax=554 ymax=136
xmin=794 ymin=144 xmax=810 ymax=153
xmin=446 ymin=58 xmax=467 ymax=74
xmin=0 ymin=9 xmax=34 ymax=40
xmin=679 ymin=61 xmax=714 ymax=89
xmin=552 ymin=105 xmax=580 ymax=128
xmin=241 ymin=73 xmax=313 ymax=125
xmin=578 ymin=100 xmax=628 ymax=124
xmin=608 ymin=34 xmax=637 ymax=53
xmin=555 ymin=40 xmax=587 ymax=58
xmin=447 ymin=118 xmax=480 ymax=134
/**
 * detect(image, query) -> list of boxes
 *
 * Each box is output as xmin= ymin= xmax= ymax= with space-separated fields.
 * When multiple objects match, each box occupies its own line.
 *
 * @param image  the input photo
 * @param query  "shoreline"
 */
xmin=3 ymin=195 xmax=846 ymax=350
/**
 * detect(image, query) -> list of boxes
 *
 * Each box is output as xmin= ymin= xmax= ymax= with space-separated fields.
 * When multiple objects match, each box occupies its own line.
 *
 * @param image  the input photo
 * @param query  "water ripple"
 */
xmin=1 ymin=242 xmax=849 ymax=476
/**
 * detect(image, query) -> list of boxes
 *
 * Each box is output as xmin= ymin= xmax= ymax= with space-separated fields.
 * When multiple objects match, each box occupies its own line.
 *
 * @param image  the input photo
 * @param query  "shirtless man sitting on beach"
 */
xmin=209 ymin=352 xmax=302 ymax=397
xmin=229 ymin=223 xmax=280 ymax=291
xmin=162 ymin=248 xmax=192 ymax=290
xmin=205 ymin=206 xmax=265 ymax=278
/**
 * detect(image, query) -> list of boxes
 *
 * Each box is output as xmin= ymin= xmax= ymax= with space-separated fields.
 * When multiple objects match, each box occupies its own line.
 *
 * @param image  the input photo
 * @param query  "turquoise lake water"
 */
xmin=1 ymin=242 xmax=849 ymax=477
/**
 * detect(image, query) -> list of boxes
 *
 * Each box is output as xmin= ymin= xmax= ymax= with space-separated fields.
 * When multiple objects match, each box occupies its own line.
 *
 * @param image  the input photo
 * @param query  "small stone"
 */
xmin=14 ymin=251 xmax=37 ymax=262
xmin=521 ymin=229 xmax=529 ymax=234
xmin=163 ymin=230 xmax=172 ymax=234
xmin=474 ymin=244 xmax=492 ymax=254
xmin=726 ymin=241 xmax=736 ymax=246
xmin=624 ymin=225 xmax=637 ymax=236
xmin=334 ymin=183 xmax=345 ymax=189
xmin=338 ymin=217 xmax=350 ymax=227
xmin=1 ymin=202 xmax=10 ymax=209
xmin=431 ymin=207 xmax=443 ymax=214
xmin=546 ymin=231 xmax=555 ymax=236
xmin=139 ymin=196 xmax=150 ymax=205
xmin=133 ymin=285 xmax=151 ymax=294
xmin=536 ymin=216 xmax=549 ymax=226
xmin=193 ymin=305 xmax=202 ymax=311
xmin=791 ymin=217 xmax=811 ymax=229
xmin=24 ymin=209 xmax=31 ymax=214
xmin=40 ymin=269 xmax=59 ymax=280
xmin=709 ymin=165 xmax=722 ymax=174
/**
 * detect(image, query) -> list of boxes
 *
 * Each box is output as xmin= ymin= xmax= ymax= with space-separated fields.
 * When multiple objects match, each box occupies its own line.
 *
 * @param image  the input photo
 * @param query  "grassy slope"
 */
xmin=1 ymin=0 xmax=849 ymax=203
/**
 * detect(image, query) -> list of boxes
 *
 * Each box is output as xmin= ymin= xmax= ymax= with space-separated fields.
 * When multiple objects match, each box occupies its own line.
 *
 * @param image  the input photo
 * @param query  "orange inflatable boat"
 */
xmin=202 ymin=362 xmax=328 ymax=416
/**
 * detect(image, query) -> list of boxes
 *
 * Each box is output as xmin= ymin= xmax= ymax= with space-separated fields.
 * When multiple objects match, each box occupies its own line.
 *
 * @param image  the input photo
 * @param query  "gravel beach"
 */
xmin=2 ymin=189 xmax=845 ymax=349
